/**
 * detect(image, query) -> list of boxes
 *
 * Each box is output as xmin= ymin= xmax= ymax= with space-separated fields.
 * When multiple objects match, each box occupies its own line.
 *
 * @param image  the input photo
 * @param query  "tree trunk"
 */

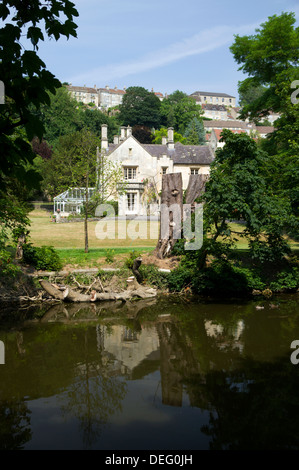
xmin=183 ymin=174 xmax=208 ymax=221
xmin=15 ymin=231 xmax=28 ymax=260
xmin=39 ymin=279 xmax=157 ymax=303
xmin=155 ymin=173 xmax=183 ymax=259
xmin=84 ymin=176 xmax=89 ymax=253
xmin=185 ymin=174 xmax=207 ymax=206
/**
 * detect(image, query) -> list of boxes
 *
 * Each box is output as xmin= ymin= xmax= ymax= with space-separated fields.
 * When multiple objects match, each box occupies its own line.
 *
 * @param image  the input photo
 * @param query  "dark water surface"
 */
xmin=0 ymin=294 xmax=299 ymax=450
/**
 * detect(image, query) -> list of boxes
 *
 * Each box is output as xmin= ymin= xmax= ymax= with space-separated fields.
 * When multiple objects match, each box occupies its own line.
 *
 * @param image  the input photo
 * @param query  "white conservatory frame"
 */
xmin=53 ymin=187 xmax=96 ymax=216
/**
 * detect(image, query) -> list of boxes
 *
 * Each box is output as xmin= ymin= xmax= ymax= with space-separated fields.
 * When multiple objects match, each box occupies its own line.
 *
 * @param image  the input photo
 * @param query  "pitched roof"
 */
xmin=67 ymin=85 xmax=98 ymax=94
xmin=203 ymin=120 xmax=255 ymax=130
xmin=106 ymin=139 xmax=214 ymax=165
xmin=256 ymin=126 xmax=275 ymax=134
xmin=191 ymin=91 xmax=235 ymax=98
xmin=212 ymin=128 xmax=247 ymax=141
xmin=202 ymin=103 xmax=227 ymax=111
xmin=98 ymin=87 xmax=126 ymax=95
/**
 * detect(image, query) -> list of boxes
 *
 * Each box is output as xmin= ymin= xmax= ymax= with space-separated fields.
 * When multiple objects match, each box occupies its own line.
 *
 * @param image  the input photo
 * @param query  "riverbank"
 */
xmin=0 ymin=249 xmax=298 ymax=308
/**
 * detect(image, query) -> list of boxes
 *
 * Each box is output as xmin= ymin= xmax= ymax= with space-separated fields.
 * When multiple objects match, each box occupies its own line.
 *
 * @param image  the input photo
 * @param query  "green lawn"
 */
xmin=28 ymin=209 xmax=298 ymax=268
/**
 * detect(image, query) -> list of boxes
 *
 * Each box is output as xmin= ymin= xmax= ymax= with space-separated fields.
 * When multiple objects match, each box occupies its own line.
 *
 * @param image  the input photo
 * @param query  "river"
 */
xmin=0 ymin=294 xmax=299 ymax=450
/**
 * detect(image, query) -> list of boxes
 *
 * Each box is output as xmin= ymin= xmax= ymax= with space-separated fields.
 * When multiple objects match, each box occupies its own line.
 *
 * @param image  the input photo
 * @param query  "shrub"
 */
xmin=139 ymin=264 xmax=170 ymax=290
xmin=270 ymin=267 xmax=299 ymax=292
xmin=0 ymin=249 xmax=22 ymax=278
xmin=104 ymin=249 xmax=115 ymax=264
xmin=22 ymin=244 xmax=63 ymax=271
xmin=167 ymin=266 xmax=193 ymax=292
xmin=124 ymin=250 xmax=141 ymax=269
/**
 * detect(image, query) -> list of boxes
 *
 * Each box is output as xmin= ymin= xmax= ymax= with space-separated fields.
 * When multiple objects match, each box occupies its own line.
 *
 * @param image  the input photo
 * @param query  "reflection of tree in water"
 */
xmin=156 ymin=322 xmax=202 ymax=407
xmin=0 ymin=400 xmax=32 ymax=450
xmin=189 ymin=356 xmax=299 ymax=450
xmin=59 ymin=326 xmax=127 ymax=449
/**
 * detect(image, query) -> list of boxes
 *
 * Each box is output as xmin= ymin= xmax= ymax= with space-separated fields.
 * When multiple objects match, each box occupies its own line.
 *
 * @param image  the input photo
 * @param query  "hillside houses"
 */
xmin=190 ymin=91 xmax=237 ymax=107
xmin=67 ymin=84 xmax=166 ymax=110
xmin=207 ymin=123 xmax=275 ymax=150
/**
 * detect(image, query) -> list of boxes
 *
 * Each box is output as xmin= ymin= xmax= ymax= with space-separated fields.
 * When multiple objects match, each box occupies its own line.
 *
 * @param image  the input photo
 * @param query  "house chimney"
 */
xmin=120 ymin=126 xmax=126 ymax=141
xmin=127 ymin=125 xmax=132 ymax=137
xmin=162 ymin=136 xmax=167 ymax=145
xmin=167 ymin=127 xmax=174 ymax=149
xmin=101 ymin=124 xmax=108 ymax=150
xmin=114 ymin=135 xmax=119 ymax=145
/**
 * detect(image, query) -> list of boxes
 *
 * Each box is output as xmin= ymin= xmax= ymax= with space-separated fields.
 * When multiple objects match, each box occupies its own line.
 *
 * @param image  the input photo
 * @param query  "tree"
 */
xmin=43 ymin=129 xmax=124 ymax=252
xmin=160 ymin=90 xmax=203 ymax=135
xmin=230 ymin=12 xmax=299 ymax=122
xmin=118 ymin=86 xmax=161 ymax=128
xmin=196 ymin=130 xmax=293 ymax=269
xmin=238 ymin=83 xmax=267 ymax=108
xmin=0 ymin=0 xmax=79 ymax=190
xmin=78 ymin=107 xmax=119 ymax=142
xmin=230 ymin=11 xmax=299 ymax=233
xmin=184 ymin=118 xmax=206 ymax=145
xmin=131 ymin=125 xmax=152 ymax=143
xmin=37 ymin=86 xmax=81 ymax=146
xmin=152 ymin=127 xmax=186 ymax=144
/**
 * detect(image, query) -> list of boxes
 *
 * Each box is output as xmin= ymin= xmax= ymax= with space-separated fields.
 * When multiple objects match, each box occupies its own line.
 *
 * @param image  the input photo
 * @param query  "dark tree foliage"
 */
xmin=0 ymin=0 xmax=79 ymax=190
xmin=118 ymin=86 xmax=161 ymax=128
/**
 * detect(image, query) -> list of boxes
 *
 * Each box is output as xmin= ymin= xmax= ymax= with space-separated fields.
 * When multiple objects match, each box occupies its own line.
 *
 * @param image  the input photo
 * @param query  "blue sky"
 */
xmin=36 ymin=0 xmax=299 ymax=103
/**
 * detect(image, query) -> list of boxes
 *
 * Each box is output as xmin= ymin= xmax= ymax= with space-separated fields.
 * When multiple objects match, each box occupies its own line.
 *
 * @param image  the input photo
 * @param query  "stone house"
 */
xmin=67 ymin=84 xmax=99 ymax=107
xmin=54 ymin=125 xmax=214 ymax=218
xmin=190 ymin=91 xmax=236 ymax=108
xmin=102 ymin=125 xmax=214 ymax=216
xmin=98 ymin=86 xmax=127 ymax=110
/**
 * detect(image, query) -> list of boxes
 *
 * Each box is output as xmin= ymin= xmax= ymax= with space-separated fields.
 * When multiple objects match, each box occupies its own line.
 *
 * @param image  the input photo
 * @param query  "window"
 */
xmin=127 ymin=193 xmax=136 ymax=211
xmin=162 ymin=167 xmax=168 ymax=174
xmin=128 ymin=148 xmax=133 ymax=156
xmin=124 ymin=167 xmax=136 ymax=180
xmin=190 ymin=168 xmax=199 ymax=175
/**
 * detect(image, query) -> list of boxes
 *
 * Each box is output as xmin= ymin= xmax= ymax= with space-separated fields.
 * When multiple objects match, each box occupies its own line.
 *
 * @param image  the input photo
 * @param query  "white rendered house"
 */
xmin=103 ymin=125 xmax=214 ymax=217
xmin=53 ymin=125 xmax=215 ymax=218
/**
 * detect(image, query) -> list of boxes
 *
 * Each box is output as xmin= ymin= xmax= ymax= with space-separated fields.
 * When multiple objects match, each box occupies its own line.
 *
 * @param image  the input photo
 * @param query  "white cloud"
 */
xmin=68 ymin=21 xmax=258 ymax=85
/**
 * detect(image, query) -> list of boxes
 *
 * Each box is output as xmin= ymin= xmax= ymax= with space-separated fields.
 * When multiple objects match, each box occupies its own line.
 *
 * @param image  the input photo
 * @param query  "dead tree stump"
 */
xmin=155 ymin=173 xmax=183 ymax=259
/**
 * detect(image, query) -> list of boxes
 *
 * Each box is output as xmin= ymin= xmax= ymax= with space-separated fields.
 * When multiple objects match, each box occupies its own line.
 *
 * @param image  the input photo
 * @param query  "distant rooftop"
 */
xmin=191 ymin=91 xmax=236 ymax=98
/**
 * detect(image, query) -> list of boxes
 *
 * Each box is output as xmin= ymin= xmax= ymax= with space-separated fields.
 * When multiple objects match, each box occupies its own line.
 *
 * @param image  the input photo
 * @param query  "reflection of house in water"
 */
xmin=97 ymin=325 xmax=160 ymax=375
xmin=96 ymin=322 xmax=202 ymax=408
xmin=204 ymin=319 xmax=245 ymax=352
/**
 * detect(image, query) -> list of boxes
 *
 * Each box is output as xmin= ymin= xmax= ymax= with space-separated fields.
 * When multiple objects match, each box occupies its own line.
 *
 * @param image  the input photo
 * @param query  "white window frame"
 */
xmin=127 ymin=192 xmax=136 ymax=212
xmin=124 ymin=167 xmax=137 ymax=180
xmin=190 ymin=168 xmax=199 ymax=175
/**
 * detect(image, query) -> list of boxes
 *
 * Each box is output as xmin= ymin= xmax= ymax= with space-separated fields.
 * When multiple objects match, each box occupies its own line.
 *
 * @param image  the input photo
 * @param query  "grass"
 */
xmin=27 ymin=209 xmax=299 ymax=268
xmin=29 ymin=210 xmax=159 ymax=249
xmin=57 ymin=247 xmax=154 ymax=268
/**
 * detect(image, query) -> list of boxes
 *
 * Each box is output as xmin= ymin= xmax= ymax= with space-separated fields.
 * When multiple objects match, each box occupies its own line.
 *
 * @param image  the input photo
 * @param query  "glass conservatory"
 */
xmin=53 ymin=188 xmax=96 ymax=216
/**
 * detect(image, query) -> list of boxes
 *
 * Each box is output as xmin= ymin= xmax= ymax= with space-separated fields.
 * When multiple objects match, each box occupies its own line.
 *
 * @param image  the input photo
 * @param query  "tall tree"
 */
xmin=43 ymin=129 xmax=124 ymax=252
xmin=160 ymin=90 xmax=203 ymax=135
xmin=230 ymin=11 xmax=299 ymax=232
xmin=0 ymin=0 xmax=79 ymax=190
xmin=184 ymin=118 xmax=206 ymax=145
xmin=230 ymin=12 xmax=299 ymax=122
xmin=38 ymin=86 xmax=81 ymax=146
xmin=118 ymin=86 xmax=161 ymax=128
xmin=0 ymin=1 xmax=78 ymax=270
xmin=196 ymin=130 xmax=293 ymax=269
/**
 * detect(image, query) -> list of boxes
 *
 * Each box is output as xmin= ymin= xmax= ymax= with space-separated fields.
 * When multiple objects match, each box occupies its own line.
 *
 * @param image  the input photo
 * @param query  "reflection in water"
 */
xmin=0 ymin=295 xmax=299 ymax=449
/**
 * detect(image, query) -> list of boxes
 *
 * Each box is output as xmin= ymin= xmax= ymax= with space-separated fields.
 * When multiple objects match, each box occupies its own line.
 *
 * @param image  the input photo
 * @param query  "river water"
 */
xmin=0 ymin=294 xmax=299 ymax=450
